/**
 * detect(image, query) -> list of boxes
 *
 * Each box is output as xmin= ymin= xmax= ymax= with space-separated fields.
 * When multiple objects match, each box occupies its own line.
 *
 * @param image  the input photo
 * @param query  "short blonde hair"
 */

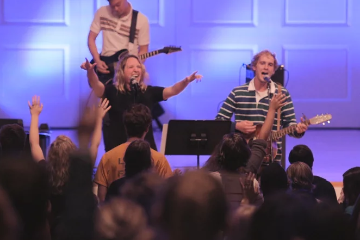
xmin=113 ymin=54 xmax=148 ymax=93
xmin=251 ymin=50 xmax=279 ymax=71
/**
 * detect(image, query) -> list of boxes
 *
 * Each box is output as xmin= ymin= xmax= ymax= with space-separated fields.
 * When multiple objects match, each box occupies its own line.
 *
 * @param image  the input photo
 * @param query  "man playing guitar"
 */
xmin=87 ymin=0 xmax=149 ymax=83
xmin=216 ymin=50 xmax=308 ymax=165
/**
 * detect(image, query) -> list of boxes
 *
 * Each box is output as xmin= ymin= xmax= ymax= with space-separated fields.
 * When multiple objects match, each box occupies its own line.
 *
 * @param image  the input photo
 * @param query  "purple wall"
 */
xmin=0 ymin=0 xmax=359 ymax=128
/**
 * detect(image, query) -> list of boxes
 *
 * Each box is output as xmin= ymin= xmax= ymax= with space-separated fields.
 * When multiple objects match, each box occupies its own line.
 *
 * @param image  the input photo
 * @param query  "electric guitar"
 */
xmin=90 ymin=46 xmax=182 ymax=84
xmin=242 ymin=114 xmax=332 ymax=166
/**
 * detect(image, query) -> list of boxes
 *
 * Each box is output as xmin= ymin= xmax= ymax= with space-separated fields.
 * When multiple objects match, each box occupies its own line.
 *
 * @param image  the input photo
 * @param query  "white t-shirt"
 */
xmin=90 ymin=4 xmax=150 ymax=57
xmin=248 ymin=79 xmax=276 ymax=104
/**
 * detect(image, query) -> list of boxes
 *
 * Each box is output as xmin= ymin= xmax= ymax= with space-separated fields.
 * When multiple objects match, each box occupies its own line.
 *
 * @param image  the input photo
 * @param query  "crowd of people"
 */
xmin=0 ymin=94 xmax=359 ymax=240
xmin=0 ymin=0 xmax=359 ymax=239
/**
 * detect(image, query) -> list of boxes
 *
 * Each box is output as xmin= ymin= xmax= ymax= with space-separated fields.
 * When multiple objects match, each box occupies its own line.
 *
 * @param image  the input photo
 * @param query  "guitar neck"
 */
xmin=270 ymin=125 xmax=297 ymax=141
xmin=270 ymin=120 xmax=310 ymax=140
xmin=139 ymin=50 xmax=160 ymax=60
xmin=268 ymin=114 xmax=332 ymax=141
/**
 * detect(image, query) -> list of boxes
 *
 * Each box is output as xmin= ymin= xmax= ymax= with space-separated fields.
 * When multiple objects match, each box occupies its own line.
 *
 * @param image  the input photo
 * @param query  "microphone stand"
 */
xmin=131 ymin=83 xmax=138 ymax=104
xmin=130 ymin=76 xmax=139 ymax=104
xmin=267 ymin=80 xmax=274 ymax=164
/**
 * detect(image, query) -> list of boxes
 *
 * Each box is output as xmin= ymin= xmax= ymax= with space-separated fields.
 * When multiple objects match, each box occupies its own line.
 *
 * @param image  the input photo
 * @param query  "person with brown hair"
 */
xmin=0 ymin=123 xmax=26 ymax=159
xmin=216 ymin=50 xmax=308 ymax=163
xmin=153 ymin=171 xmax=228 ymax=240
xmin=289 ymin=144 xmax=337 ymax=204
xmin=82 ymin=54 xmax=202 ymax=152
xmin=94 ymin=103 xmax=173 ymax=202
xmin=105 ymin=139 xmax=153 ymax=201
xmin=342 ymin=167 xmax=360 ymax=216
xmin=0 ymin=186 xmax=18 ymax=240
xmin=0 ymin=156 xmax=50 ymax=240
xmin=286 ymin=162 xmax=316 ymax=199
xmin=95 ymin=198 xmax=154 ymax=240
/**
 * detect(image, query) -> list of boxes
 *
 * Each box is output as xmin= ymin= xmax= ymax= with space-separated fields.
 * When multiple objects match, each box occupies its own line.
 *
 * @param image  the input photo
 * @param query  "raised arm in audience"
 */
xmin=81 ymin=58 xmax=105 ymax=98
xmin=89 ymin=98 xmax=111 ymax=164
xmin=28 ymin=95 xmax=45 ymax=162
xmin=257 ymin=93 xmax=286 ymax=140
xmin=246 ymin=93 xmax=286 ymax=174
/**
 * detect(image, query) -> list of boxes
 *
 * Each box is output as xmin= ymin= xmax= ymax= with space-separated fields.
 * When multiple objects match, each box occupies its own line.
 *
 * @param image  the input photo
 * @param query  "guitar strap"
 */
xmin=277 ymin=83 xmax=282 ymax=131
xmin=267 ymin=83 xmax=282 ymax=163
xmin=129 ymin=10 xmax=139 ymax=44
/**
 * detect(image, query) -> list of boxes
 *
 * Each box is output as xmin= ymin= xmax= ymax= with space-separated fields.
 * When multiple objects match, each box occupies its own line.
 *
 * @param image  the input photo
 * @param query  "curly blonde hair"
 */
xmin=113 ymin=53 xmax=148 ymax=93
xmin=251 ymin=50 xmax=279 ymax=71
xmin=47 ymin=135 xmax=77 ymax=195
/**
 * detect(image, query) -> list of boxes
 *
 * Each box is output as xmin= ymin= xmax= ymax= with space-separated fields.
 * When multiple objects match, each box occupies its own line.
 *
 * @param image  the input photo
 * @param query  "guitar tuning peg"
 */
xmin=323 ymin=123 xmax=325 ymax=125
xmin=328 ymin=121 xmax=330 ymax=123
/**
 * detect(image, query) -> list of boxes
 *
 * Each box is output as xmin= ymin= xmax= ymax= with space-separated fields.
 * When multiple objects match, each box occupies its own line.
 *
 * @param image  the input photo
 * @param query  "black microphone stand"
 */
xmin=131 ymin=83 xmax=138 ymax=104
xmin=267 ymin=80 xmax=275 ymax=164
xmin=130 ymin=76 xmax=139 ymax=104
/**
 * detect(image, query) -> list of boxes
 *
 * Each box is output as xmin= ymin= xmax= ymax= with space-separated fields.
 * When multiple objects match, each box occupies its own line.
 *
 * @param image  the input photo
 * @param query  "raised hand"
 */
xmin=80 ymin=58 xmax=97 ymax=71
xmin=185 ymin=71 xmax=203 ymax=83
xmin=240 ymin=172 xmax=258 ymax=204
xmin=77 ymin=104 xmax=97 ymax=150
xmin=28 ymin=95 xmax=45 ymax=162
xmin=173 ymin=168 xmax=182 ymax=176
xmin=28 ymin=95 xmax=43 ymax=116
xmin=96 ymin=98 xmax=111 ymax=120
xmin=269 ymin=93 xmax=286 ymax=111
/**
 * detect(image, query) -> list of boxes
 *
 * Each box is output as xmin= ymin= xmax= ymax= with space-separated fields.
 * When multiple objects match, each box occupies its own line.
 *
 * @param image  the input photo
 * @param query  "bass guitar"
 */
xmin=90 ymin=46 xmax=182 ymax=84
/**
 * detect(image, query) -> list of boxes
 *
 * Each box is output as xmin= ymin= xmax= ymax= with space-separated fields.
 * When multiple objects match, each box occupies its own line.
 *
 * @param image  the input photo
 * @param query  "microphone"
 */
xmin=130 ymin=75 xmax=139 ymax=92
xmin=262 ymin=72 xmax=271 ymax=83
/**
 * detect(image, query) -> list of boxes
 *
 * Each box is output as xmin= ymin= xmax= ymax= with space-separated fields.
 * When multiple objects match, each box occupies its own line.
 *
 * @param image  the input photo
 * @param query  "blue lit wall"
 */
xmin=0 ymin=0 xmax=359 ymax=128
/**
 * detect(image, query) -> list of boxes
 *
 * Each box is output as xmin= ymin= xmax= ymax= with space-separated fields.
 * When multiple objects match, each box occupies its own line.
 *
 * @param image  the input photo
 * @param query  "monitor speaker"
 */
xmin=0 ymin=119 xmax=23 ymax=128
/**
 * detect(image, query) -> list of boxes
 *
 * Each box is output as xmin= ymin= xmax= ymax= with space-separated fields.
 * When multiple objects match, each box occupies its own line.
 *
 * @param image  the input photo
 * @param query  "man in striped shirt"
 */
xmin=216 ymin=50 xmax=308 ymax=163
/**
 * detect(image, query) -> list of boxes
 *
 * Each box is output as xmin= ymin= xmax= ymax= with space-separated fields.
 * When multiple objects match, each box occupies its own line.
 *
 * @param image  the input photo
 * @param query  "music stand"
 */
xmin=0 ymin=118 xmax=24 ymax=128
xmin=162 ymin=120 xmax=232 ymax=169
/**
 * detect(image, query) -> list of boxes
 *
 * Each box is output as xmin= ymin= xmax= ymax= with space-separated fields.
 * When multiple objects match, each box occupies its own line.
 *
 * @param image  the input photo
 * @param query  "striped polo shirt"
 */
xmin=216 ymin=79 xmax=302 ymax=162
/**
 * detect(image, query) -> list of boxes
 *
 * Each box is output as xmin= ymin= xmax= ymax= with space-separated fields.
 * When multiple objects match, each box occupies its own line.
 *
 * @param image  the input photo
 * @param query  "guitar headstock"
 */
xmin=309 ymin=114 xmax=332 ymax=125
xmin=159 ymin=46 xmax=182 ymax=54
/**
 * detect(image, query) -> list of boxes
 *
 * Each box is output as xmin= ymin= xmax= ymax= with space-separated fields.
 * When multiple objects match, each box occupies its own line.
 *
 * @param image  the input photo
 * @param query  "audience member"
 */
xmin=289 ymin=144 xmax=337 ymax=204
xmin=106 ymin=139 xmax=153 ymax=201
xmin=94 ymin=104 xmax=173 ymax=202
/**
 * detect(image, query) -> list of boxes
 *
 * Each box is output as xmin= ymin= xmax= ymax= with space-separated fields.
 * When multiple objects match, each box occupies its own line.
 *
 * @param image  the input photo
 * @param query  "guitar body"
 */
xmin=90 ymin=49 xmax=128 ymax=85
xmin=89 ymin=46 xmax=182 ymax=85
xmin=241 ymin=124 xmax=278 ymax=166
xmin=238 ymin=113 xmax=333 ymax=175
